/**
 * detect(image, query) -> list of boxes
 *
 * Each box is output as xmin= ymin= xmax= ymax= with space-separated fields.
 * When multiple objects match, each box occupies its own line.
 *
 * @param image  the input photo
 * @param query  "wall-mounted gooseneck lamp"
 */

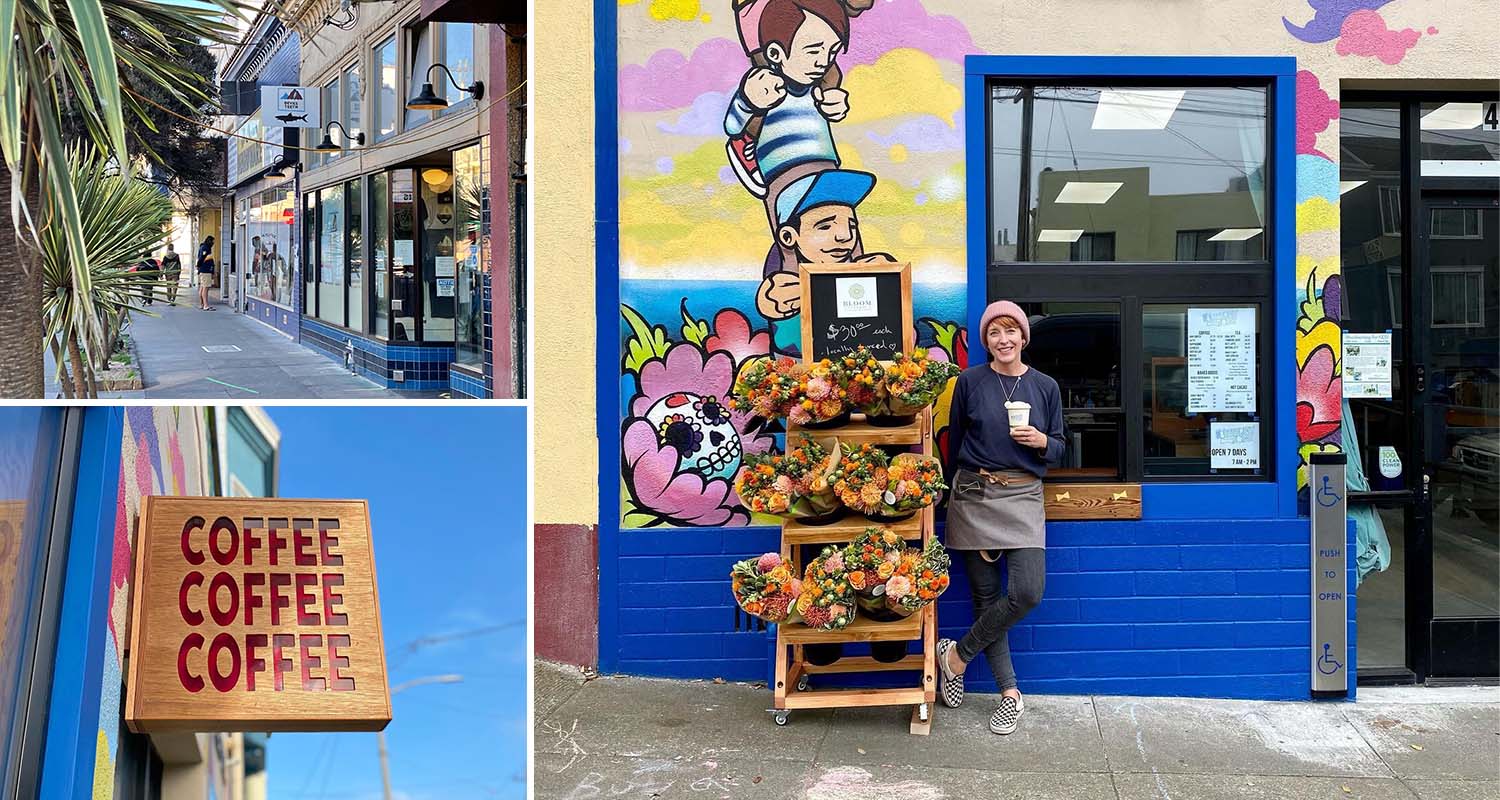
xmin=264 ymin=155 xmax=301 ymax=178
xmin=315 ymin=120 xmax=365 ymax=152
xmin=406 ymin=62 xmax=485 ymax=111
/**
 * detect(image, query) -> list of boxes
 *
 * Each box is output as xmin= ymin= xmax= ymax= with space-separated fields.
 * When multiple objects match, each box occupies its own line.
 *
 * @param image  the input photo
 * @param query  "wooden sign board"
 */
xmin=799 ymin=263 xmax=914 ymax=363
xmin=1042 ymin=483 xmax=1143 ymax=520
xmin=126 ymin=497 xmax=391 ymax=733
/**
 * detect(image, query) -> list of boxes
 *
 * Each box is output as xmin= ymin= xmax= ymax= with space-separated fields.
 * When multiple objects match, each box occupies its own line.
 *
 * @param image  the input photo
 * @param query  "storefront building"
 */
xmin=534 ymin=1 xmax=1498 ymax=697
xmin=272 ymin=0 xmax=526 ymax=397
xmin=0 ymin=407 xmax=277 ymax=799
xmin=219 ymin=11 xmax=303 ymax=336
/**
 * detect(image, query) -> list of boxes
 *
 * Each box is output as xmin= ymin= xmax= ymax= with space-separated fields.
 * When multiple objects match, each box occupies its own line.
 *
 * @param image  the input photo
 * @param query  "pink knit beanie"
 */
xmin=978 ymin=300 xmax=1030 ymax=346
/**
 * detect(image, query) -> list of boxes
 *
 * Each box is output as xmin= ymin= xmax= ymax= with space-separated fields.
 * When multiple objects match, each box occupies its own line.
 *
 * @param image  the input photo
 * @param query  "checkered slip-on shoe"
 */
xmin=936 ymin=639 xmax=964 ymax=708
xmin=989 ymin=694 xmax=1023 ymax=735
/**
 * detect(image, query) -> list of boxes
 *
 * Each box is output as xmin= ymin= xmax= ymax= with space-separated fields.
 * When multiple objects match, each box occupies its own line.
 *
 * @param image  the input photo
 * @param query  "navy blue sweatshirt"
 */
xmin=945 ymin=364 xmax=1066 ymax=480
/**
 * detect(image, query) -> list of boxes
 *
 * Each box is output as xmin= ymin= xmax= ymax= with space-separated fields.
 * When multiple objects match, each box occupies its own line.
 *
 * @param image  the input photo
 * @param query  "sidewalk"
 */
xmin=535 ymin=660 xmax=1499 ymax=799
xmin=70 ymin=296 xmax=401 ymax=399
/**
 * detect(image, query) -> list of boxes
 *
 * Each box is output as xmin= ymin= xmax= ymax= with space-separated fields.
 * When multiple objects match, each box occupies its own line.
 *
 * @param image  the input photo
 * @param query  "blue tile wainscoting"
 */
xmin=450 ymin=366 xmax=487 ymax=399
xmin=298 ymin=318 xmax=455 ymax=390
xmin=244 ymin=297 xmax=299 ymax=339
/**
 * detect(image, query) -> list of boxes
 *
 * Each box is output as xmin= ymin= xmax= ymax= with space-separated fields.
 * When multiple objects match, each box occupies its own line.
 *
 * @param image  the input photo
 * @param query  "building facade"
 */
xmin=0 ymin=407 xmax=277 ymax=799
xmin=535 ymin=0 xmax=1499 ymax=698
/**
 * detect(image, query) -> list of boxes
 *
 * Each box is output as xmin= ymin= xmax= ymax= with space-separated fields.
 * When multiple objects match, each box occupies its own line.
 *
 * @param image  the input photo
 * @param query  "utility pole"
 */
xmin=378 ymin=674 xmax=463 ymax=800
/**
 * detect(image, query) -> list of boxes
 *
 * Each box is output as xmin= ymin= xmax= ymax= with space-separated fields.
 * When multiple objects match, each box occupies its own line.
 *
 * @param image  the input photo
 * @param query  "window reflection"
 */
xmin=375 ymin=37 xmax=397 ymax=141
xmin=246 ymin=187 xmax=293 ymax=307
xmin=317 ymin=185 xmax=346 ymax=327
xmin=1020 ymin=302 xmax=1123 ymax=479
xmin=1419 ymin=101 xmax=1499 ymax=179
xmin=454 ymin=142 xmax=488 ymax=366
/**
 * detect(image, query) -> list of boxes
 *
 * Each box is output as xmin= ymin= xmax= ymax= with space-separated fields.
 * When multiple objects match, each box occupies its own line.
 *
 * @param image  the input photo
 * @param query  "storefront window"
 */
xmin=454 ymin=141 xmax=488 ymax=366
xmin=392 ymin=169 xmax=418 ymax=340
xmin=303 ymin=192 xmax=316 ymax=312
xmin=405 ymin=24 xmax=434 ymax=130
xmin=420 ymin=164 xmax=455 ymax=342
xmin=440 ymin=23 xmax=475 ymax=115
xmin=985 ymin=79 xmax=1275 ymax=481
xmin=374 ymin=36 xmax=397 ymax=141
xmin=372 ymin=171 xmax=390 ymax=338
xmin=343 ymin=62 xmax=363 ymax=148
xmin=317 ymin=184 xmax=346 ymax=327
xmin=321 ymin=78 xmax=340 ymax=163
xmin=245 ymin=187 xmax=293 ymax=307
xmin=225 ymin=407 xmax=276 ymax=497
xmin=247 ymin=193 xmax=263 ymax=301
xmin=347 ymin=178 xmax=364 ymax=332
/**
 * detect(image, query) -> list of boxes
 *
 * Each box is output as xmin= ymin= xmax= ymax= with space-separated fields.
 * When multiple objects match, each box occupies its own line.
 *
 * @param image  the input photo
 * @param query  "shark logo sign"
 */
xmin=261 ymin=85 xmax=321 ymax=129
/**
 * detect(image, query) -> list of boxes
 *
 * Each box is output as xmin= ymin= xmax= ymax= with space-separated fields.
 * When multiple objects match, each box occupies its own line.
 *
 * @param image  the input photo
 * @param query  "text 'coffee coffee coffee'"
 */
xmin=127 ymin=497 xmax=391 ymax=733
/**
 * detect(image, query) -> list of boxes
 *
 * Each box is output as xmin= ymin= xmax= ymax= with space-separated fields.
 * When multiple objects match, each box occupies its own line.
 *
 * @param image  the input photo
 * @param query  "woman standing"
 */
xmin=195 ymin=236 xmax=217 ymax=311
xmin=937 ymin=300 xmax=1064 ymax=735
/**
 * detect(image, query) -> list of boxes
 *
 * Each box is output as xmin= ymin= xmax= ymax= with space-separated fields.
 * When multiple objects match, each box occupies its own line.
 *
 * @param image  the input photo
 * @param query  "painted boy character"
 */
xmin=725 ymin=0 xmax=854 ymax=227
xmin=758 ymin=168 xmax=894 ymax=355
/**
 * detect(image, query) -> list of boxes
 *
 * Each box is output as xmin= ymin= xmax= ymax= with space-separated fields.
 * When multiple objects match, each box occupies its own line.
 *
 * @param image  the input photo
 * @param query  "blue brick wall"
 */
xmin=244 ymin=297 xmax=298 ymax=338
xmin=607 ymin=518 xmax=1358 ymax=700
xmin=298 ymin=317 xmax=456 ymax=390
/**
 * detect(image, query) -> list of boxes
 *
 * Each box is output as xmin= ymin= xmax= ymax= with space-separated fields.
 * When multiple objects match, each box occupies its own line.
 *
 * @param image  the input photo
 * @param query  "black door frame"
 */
xmin=1344 ymin=91 xmax=1499 ymax=684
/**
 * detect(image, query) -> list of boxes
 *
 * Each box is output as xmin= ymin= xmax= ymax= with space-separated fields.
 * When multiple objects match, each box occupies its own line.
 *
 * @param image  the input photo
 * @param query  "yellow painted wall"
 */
xmin=533 ymin=1 xmax=598 ymax=524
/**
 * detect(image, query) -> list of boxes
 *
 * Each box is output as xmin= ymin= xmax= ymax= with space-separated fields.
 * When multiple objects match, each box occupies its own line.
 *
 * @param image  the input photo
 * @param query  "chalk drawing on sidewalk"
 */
xmin=804 ymin=766 xmax=946 ymax=800
xmin=542 ymin=718 xmax=589 ymax=773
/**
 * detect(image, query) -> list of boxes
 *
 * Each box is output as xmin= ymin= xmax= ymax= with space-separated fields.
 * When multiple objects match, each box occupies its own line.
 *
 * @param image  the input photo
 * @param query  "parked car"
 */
xmin=1452 ymin=431 xmax=1499 ymax=524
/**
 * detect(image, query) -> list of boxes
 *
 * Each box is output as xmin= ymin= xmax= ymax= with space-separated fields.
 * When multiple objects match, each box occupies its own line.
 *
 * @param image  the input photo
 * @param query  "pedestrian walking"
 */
xmin=136 ymin=252 xmax=159 ymax=305
xmin=936 ymin=300 xmax=1065 ymax=736
xmin=160 ymin=243 xmax=182 ymax=305
xmin=195 ymin=236 xmax=217 ymax=311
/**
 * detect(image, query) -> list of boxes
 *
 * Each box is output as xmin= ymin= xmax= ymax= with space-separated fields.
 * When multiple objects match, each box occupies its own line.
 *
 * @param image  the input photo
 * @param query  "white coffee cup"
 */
xmin=1005 ymin=401 xmax=1030 ymax=428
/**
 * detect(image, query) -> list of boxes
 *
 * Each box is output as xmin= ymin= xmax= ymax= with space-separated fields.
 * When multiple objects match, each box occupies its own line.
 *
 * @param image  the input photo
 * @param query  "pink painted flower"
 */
xmin=705 ymin=308 xmax=772 ymax=366
xmin=623 ymin=418 xmax=748 ymax=527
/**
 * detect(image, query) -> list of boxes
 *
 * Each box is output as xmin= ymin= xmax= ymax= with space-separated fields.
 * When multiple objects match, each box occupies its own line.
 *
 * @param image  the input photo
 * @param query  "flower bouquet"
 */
xmin=789 ymin=358 xmax=851 ymax=429
xmin=836 ymin=346 xmax=887 ymax=416
xmin=730 ymin=356 xmax=802 ymax=421
xmin=884 ymin=538 xmax=953 ymax=618
xmin=730 ymin=552 xmax=802 ymax=624
xmin=877 ymin=349 xmax=962 ymax=420
xmin=874 ymin=453 xmax=947 ymax=521
xmin=842 ymin=527 xmax=908 ymax=616
xmin=733 ymin=436 xmax=844 ymax=523
xmin=796 ymin=546 xmax=857 ymax=631
xmin=829 ymin=443 xmax=890 ymax=517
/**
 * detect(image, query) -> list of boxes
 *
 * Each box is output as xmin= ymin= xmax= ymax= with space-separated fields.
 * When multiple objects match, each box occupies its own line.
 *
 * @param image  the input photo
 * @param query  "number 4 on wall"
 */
xmin=1485 ymin=102 xmax=1499 ymax=131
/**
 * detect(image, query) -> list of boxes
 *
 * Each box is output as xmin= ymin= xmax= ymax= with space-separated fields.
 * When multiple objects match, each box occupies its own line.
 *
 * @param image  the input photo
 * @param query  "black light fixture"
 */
xmin=406 ymin=62 xmax=484 ymax=111
xmin=316 ymin=120 xmax=365 ymax=152
xmin=264 ymin=155 xmax=300 ymax=178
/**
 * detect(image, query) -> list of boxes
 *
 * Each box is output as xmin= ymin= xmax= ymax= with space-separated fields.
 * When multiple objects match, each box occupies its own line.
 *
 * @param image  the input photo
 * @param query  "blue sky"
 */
xmin=263 ymin=407 xmax=527 ymax=800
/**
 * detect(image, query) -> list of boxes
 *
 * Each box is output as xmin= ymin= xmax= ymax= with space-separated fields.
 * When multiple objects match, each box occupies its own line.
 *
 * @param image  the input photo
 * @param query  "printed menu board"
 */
xmin=1187 ymin=307 xmax=1256 ymax=413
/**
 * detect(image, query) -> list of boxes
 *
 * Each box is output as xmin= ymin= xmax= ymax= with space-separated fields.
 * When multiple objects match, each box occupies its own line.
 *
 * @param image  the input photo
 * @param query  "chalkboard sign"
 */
xmin=799 ymin=263 xmax=913 ymax=362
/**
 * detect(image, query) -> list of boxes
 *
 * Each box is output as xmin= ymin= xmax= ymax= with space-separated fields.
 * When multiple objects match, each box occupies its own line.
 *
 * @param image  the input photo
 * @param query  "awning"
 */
xmin=418 ymin=0 xmax=524 ymax=25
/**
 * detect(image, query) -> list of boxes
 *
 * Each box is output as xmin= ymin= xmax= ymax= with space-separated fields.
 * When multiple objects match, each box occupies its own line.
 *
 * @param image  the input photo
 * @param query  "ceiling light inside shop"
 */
xmin=1208 ymin=228 xmax=1262 ymax=241
xmin=1339 ymin=180 xmax=1367 ymax=195
xmin=1419 ymin=103 xmax=1482 ymax=130
xmin=1091 ymin=89 xmax=1186 ymax=130
xmin=1037 ymin=229 xmax=1085 ymax=242
xmin=422 ymin=168 xmax=453 ymax=191
xmin=1055 ymin=181 xmax=1124 ymax=204
xmin=1421 ymin=159 xmax=1500 ymax=177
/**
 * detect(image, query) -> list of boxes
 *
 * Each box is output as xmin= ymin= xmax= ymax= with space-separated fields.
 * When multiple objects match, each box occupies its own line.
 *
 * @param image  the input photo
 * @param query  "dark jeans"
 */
xmin=956 ymin=548 xmax=1045 ymax=691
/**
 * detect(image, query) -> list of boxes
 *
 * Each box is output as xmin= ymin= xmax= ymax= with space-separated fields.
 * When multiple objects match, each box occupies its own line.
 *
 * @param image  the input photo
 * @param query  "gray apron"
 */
xmin=944 ymin=468 xmax=1046 ymax=551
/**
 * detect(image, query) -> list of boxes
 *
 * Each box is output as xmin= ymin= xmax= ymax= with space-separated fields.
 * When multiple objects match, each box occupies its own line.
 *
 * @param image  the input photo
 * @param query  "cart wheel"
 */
xmin=796 ymin=675 xmax=811 ymax=692
xmin=773 ymin=711 xmax=790 ymax=726
xmin=918 ymin=703 xmax=930 ymax=723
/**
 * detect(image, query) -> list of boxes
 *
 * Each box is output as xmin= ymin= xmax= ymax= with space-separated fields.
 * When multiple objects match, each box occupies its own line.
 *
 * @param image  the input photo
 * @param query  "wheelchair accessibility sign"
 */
xmin=1309 ymin=453 xmax=1348 ymax=693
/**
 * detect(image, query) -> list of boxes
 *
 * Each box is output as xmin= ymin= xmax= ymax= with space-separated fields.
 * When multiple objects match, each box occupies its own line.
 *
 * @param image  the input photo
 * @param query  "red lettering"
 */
xmin=269 ymin=573 xmax=292 ymax=625
xmin=268 ymin=526 xmax=285 ymax=566
xmin=178 ymin=571 xmax=204 ymax=625
xmin=178 ymin=633 xmax=204 ymax=692
xmin=208 ymin=632 xmax=240 ymax=693
xmin=299 ymin=634 xmax=326 ymax=691
xmin=244 ymin=573 xmax=265 ymax=625
xmin=322 ymin=574 xmax=348 ymax=625
xmin=208 ymin=572 xmax=239 ymax=627
xmin=318 ymin=522 xmax=343 ymax=566
xmin=271 ymin=633 xmax=295 ymax=691
xmin=245 ymin=633 xmax=268 ymax=691
xmin=295 ymin=573 xmax=320 ymax=625
xmin=180 ymin=516 xmax=205 ymax=565
xmin=293 ymin=528 xmax=316 ymax=566
xmin=327 ymin=634 xmax=355 ymax=691
xmin=209 ymin=516 xmax=238 ymax=565
xmin=243 ymin=524 xmax=261 ymax=566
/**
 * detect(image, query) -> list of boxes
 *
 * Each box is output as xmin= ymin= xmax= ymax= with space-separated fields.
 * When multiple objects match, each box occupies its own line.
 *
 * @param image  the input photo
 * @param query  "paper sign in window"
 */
xmin=1343 ymin=333 xmax=1392 ymax=399
xmin=1209 ymin=422 xmax=1260 ymax=469
xmin=1187 ymin=307 xmax=1256 ymax=413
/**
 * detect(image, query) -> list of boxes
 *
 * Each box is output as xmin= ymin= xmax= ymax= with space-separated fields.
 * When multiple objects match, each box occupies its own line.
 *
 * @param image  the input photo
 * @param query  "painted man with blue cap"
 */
xmin=756 ymin=167 xmax=894 ymax=355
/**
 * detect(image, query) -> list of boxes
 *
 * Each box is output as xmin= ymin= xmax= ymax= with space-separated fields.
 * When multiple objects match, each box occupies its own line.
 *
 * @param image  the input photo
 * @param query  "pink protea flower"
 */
xmin=803 ymin=605 xmax=831 ymax=629
xmin=762 ymin=593 xmax=792 ymax=621
xmin=757 ymin=552 xmax=782 ymax=573
xmin=824 ymin=552 xmax=844 ymax=573
xmin=885 ymin=575 xmax=913 ymax=600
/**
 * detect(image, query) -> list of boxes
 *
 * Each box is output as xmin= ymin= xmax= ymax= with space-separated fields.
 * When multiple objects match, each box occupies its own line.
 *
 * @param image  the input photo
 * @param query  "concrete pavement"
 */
xmin=534 ymin=660 xmax=1500 ymax=799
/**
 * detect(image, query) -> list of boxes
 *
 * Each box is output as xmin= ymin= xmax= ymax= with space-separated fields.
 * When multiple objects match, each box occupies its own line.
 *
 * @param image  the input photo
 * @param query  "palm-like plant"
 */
xmin=0 ymin=0 xmax=239 ymax=397
xmin=42 ymin=144 xmax=172 ymax=398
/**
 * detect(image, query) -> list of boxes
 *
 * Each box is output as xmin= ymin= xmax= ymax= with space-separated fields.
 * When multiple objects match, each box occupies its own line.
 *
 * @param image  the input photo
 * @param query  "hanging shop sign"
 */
xmin=799 ymin=263 xmax=914 ymax=362
xmin=260 ymin=86 xmax=322 ymax=129
xmin=1343 ymin=332 xmax=1393 ymax=399
xmin=125 ymin=497 xmax=391 ymax=733
xmin=1186 ymin=307 xmax=1256 ymax=413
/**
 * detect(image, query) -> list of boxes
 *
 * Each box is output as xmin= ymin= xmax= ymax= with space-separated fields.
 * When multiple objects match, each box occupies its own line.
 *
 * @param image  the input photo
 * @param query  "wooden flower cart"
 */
xmin=772 ymin=409 xmax=938 ymax=735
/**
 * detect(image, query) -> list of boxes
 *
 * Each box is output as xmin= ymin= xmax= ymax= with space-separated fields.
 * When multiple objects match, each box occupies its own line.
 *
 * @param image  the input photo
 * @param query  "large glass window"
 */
xmin=391 ymin=169 xmax=418 ymax=340
xmin=320 ymin=78 xmax=340 ymax=164
xmin=372 ymin=171 xmax=390 ymax=338
xmin=986 ymin=80 xmax=1275 ymax=481
xmin=347 ymin=178 xmax=364 ymax=332
xmin=440 ymin=23 xmax=475 ymax=115
xmin=405 ymin=24 xmax=434 ymax=130
xmin=303 ymin=192 xmax=316 ymax=311
xmin=246 ymin=187 xmax=293 ymax=307
xmin=317 ymin=184 xmax=346 ymax=327
xmin=374 ymin=36 xmax=398 ymax=141
xmin=419 ymin=163 xmax=454 ymax=342
xmin=454 ymin=141 xmax=488 ymax=366
xmin=343 ymin=62 xmax=363 ymax=149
